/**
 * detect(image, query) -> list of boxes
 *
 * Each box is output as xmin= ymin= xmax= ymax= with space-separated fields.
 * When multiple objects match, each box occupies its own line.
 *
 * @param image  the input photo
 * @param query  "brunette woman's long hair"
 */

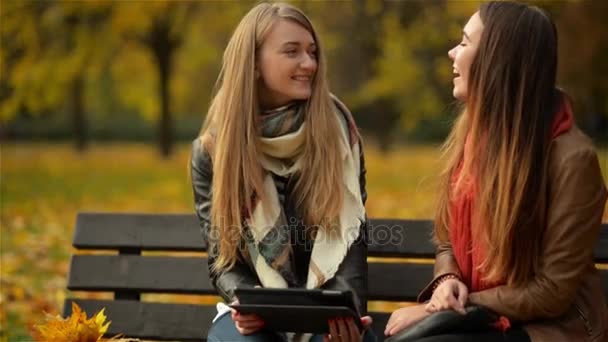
xmin=435 ymin=1 xmax=563 ymax=286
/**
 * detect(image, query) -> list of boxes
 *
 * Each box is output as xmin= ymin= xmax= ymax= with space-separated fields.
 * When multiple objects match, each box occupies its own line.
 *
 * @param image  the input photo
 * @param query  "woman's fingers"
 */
xmin=457 ymin=282 xmax=469 ymax=308
xmin=336 ymin=318 xmax=349 ymax=341
xmin=388 ymin=320 xmax=405 ymax=337
xmin=236 ymin=319 xmax=264 ymax=329
xmin=235 ymin=321 xmax=264 ymax=335
xmin=384 ymin=313 xmax=395 ymax=336
xmin=444 ymin=284 xmax=466 ymax=314
xmin=430 ymin=284 xmax=465 ymax=314
xmin=233 ymin=312 xmax=261 ymax=322
xmin=325 ymin=317 xmax=362 ymax=341
xmin=386 ymin=316 xmax=403 ymax=336
xmin=429 ymin=279 xmax=470 ymax=314
xmin=329 ymin=319 xmax=340 ymax=341
xmin=238 ymin=327 xmax=259 ymax=335
xmin=346 ymin=317 xmax=361 ymax=340
xmin=386 ymin=320 xmax=400 ymax=336
xmin=385 ymin=305 xmax=433 ymax=336
xmin=360 ymin=315 xmax=373 ymax=328
xmin=438 ymin=287 xmax=461 ymax=313
xmin=447 ymin=294 xmax=466 ymax=314
xmin=437 ymin=292 xmax=452 ymax=310
xmin=237 ymin=315 xmax=263 ymax=323
xmin=232 ymin=312 xmax=264 ymax=335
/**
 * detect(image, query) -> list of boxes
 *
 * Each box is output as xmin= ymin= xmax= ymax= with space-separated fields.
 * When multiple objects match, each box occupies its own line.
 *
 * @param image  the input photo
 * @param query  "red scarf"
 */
xmin=448 ymin=99 xmax=574 ymax=331
xmin=449 ymin=99 xmax=574 ymax=293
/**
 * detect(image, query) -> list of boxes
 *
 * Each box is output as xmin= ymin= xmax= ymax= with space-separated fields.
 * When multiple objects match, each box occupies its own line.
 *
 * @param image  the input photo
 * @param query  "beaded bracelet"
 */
xmin=431 ymin=273 xmax=459 ymax=293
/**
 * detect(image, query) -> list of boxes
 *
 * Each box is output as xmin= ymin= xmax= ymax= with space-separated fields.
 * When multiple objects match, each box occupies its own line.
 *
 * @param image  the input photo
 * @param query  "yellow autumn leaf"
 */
xmin=95 ymin=309 xmax=111 ymax=336
xmin=34 ymin=302 xmax=112 ymax=342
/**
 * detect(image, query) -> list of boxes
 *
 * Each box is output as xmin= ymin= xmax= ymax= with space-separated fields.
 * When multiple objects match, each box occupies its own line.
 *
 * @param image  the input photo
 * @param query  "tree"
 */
xmin=554 ymin=0 xmax=608 ymax=141
xmin=350 ymin=1 xmax=480 ymax=148
xmin=301 ymin=0 xmax=392 ymax=149
xmin=1 ymin=1 xmax=113 ymax=151
xmin=108 ymin=1 xmax=250 ymax=157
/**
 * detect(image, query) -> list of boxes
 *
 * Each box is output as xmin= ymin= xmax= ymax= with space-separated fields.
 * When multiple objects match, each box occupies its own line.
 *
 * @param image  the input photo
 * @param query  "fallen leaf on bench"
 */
xmin=33 ymin=301 xmax=134 ymax=342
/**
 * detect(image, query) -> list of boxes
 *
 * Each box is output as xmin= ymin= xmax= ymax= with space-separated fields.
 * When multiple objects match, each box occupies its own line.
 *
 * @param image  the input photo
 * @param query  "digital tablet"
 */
xmin=230 ymin=288 xmax=362 ymax=333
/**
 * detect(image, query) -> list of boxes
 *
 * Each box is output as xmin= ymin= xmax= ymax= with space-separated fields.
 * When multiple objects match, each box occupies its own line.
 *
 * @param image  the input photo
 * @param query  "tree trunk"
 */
xmin=149 ymin=19 xmax=176 ymax=158
xmin=158 ymin=48 xmax=172 ymax=158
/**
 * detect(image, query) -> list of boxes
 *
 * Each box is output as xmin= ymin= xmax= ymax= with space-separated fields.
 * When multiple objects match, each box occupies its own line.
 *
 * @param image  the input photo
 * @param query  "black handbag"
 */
xmin=384 ymin=305 xmax=500 ymax=342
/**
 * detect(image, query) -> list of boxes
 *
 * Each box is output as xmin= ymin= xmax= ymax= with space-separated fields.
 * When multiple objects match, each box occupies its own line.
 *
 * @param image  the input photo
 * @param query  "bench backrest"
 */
xmin=64 ymin=213 xmax=608 ymax=341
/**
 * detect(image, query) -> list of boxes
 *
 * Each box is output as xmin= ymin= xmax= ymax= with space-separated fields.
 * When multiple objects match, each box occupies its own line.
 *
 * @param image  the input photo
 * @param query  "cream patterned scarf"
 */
xmin=245 ymin=97 xmax=365 ymax=290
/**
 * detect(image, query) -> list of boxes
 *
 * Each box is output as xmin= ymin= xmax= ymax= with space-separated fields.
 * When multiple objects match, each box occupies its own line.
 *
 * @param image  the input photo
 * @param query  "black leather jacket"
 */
xmin=190 ymin=136 xmax=369 ymax=314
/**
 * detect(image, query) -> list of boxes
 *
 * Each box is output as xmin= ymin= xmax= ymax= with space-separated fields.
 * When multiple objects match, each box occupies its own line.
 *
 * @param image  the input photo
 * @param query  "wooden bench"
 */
xmin=63 ymin=212 xmax=608 ymax=341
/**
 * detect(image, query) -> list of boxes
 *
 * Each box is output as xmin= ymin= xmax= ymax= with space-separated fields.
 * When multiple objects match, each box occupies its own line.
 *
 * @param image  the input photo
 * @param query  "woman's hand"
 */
xmin=425 ymin=278 xmax=468 ymax=315
xmin=384 ymin=304 xmax=430 ymax=337
xmin=323 ymin=316 xmax=372 ymax=342
xmin=230 ymin=299 xmax=265 ymax=335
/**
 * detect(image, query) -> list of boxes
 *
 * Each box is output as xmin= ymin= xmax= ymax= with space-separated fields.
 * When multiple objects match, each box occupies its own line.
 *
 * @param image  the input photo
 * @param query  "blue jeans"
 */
xmin=207 ymin=311 xmax=377 ymax=342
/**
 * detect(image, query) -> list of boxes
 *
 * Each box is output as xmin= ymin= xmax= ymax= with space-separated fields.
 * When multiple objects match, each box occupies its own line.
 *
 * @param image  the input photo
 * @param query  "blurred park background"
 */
xmin=2 ymin=0 xmax=607 ymax=341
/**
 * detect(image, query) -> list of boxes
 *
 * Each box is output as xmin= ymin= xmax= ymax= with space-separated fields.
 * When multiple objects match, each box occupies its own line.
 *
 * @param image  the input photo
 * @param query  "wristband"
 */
xmin=432 ymin=274 xmax=459 ymax=293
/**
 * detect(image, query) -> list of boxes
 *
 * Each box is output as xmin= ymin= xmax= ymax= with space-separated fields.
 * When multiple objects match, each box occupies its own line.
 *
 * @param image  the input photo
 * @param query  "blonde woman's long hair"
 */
xmin=200 ymin=2 xmax=344 ymax=272
xmin=435 ymin=2 xmax=560 ymax=287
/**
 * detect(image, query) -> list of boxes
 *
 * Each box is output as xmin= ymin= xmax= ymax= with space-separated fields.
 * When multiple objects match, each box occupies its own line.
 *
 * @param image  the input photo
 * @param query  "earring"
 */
xmin=254 ymin=70 xmax=260 ymax=79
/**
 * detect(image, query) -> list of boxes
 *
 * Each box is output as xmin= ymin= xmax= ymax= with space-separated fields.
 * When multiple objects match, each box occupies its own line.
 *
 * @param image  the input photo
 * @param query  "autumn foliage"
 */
xmin=34 ymin=302 xmax=111 ymax=342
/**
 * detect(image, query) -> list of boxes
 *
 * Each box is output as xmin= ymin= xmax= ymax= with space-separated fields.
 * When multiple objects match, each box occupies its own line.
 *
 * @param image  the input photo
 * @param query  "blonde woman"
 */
xmin=190 ymin=2 xmax=373 ymax=341
xmin=385 ymin=2 xmax=607 ymax=342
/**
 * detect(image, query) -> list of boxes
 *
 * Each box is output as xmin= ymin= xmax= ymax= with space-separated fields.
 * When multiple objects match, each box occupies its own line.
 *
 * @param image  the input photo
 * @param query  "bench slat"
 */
xmin=596 ymin=228 xmax=608 ymax=263
xmin=63 ymin=299 xmax=215 ymax=341
xmin=68 ymin=254 xmax=433 ymax=301
xmin=72 ymin=213 xmax=608 ymax=261
xmin=68 ymin=253 xmax=608 ymax=304
xmin=367 ymin=219 xmax=435 ymax=258
xmin=74 ymin=213 xmax=205 ymax=251
xmin=368 ymin=263 xmax=433 ymax=301
xmin=72 ymin=213 xmax=440 ymax=256
xmin=67 ymin=255 xmax=215 ymax=294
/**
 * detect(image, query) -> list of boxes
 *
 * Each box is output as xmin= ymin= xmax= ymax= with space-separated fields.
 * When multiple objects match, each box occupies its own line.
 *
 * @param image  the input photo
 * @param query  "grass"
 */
xmin=1 ymin=142 xmax=607 ymax=341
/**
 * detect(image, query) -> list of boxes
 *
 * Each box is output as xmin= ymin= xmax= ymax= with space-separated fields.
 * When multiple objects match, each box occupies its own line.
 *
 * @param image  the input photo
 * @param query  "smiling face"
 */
xmin=448 ymin=12 xmax=484 ymax=101
xmin=257 ymin=19 xmax=318 ymax=109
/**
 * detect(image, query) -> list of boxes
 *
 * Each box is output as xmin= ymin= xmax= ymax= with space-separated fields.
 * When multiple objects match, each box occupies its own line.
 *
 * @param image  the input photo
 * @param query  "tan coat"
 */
xmin=419 ymin=126 xmax=608 ymax=342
